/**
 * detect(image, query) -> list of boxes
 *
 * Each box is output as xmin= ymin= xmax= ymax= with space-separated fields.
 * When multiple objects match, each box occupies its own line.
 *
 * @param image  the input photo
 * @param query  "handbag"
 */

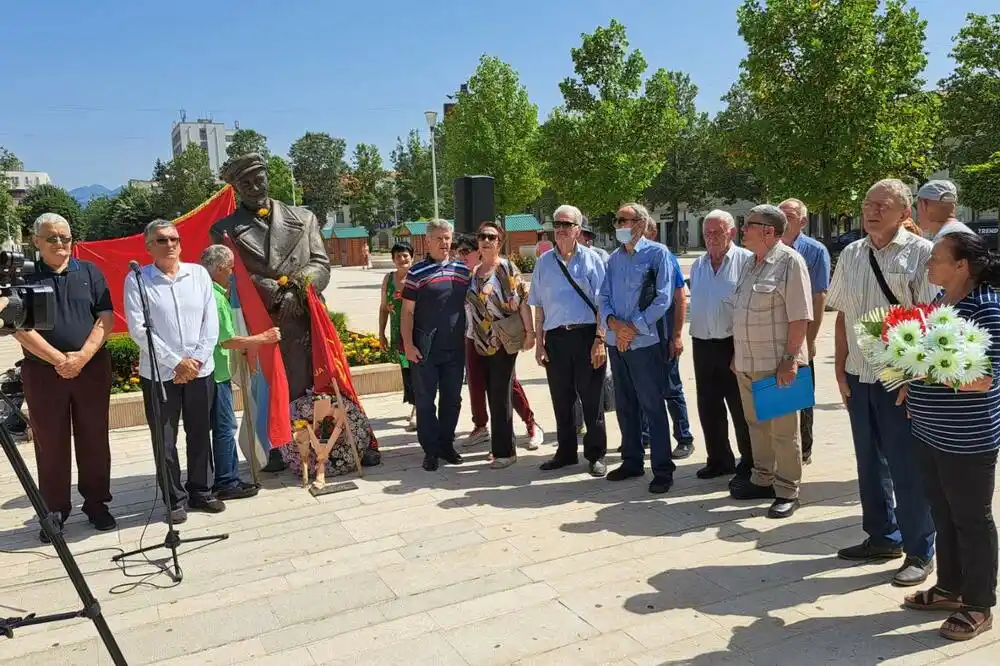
xmin=868 ymin=249 xmax=901 ymax=306
xmin=493 ymin=313 xmax=526 ymax=354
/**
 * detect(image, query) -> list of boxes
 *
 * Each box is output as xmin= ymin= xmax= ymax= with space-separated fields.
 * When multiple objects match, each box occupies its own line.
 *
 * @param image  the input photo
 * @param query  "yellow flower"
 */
xmin=293 ymin=419 xmax=310 ymax=430
xmin=258 ymin=207 xmax=270 ymax=217
xmin=129 ymin=377 xmax=140 ymax=385
xmin=277 ymin=275 xmax=289 ymax=287
xmin=479 ymin=319 xmax=490 ymax=330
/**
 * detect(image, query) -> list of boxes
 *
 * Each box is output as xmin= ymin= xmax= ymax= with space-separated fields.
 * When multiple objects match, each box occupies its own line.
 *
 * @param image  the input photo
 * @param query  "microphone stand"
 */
xmin=111 ymin=265 xmax=228 ymax=582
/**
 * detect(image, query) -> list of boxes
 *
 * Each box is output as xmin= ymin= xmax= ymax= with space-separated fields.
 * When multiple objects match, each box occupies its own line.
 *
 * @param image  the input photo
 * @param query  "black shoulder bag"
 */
xmin=868 ymin=249 xmax=901 ymax=306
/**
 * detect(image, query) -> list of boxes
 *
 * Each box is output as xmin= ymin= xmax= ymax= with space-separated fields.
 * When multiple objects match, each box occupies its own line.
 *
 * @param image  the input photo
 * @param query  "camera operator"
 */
xmin=14 ymin=213 xmax=116 ymax=543
xmin=125 ymin=220 xmax=222 ymax=524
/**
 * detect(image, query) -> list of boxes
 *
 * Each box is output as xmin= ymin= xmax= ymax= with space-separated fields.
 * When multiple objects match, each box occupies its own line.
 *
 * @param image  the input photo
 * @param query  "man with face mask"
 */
xmin=599 ymin=203 xmax=675 ymax=493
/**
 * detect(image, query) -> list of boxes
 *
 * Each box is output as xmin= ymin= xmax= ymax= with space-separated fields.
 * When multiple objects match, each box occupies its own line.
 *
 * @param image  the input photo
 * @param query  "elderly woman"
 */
xmin=904 ymin=232 xmax=1000 ymax=641
xmin=465 ymin=221 xmax=535 ymax=468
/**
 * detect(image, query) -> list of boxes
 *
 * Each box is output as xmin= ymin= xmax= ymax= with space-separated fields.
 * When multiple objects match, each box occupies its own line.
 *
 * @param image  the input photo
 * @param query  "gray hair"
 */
xmin=425 ymin=218 xmax=453 ymax=235
xmin=703 ymin=209 xmax=735 ymax=229
xmin=867 ymin=178 xmax=913 ymax=209
xmin=748 ymin=204 xmax=788 ymax=235
xmin=33 ymin=212 xmax=70 ymax=236
xmin=620 ymin=203 xmax=652 ymax=225
xmin=144 ymin=219 xmax=176 ymax=244
xmin=780 ymin=198 xmax=808 ymax=219
xmin=200 ymin=244 xmax=233 ymax=273
xmin=552 ymin=204 xmax=583 ymax=224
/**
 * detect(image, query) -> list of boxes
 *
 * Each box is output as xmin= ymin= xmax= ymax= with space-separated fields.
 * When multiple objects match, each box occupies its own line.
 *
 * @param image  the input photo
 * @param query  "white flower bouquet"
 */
xmin=855 ymin=304 xmax=993 ymax=390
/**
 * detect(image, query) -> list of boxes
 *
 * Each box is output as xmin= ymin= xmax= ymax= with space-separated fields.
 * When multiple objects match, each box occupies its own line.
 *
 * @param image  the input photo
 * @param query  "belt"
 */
xmin=553 ymin=323 xmax=596 ymax=331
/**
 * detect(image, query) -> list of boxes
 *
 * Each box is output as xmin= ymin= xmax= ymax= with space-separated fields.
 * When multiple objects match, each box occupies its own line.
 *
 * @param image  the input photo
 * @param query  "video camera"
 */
xmin=0 ymin=250 xmax=55 ymax=333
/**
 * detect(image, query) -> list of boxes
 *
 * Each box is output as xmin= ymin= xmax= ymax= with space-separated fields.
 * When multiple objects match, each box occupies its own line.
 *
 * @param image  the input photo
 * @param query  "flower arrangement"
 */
xmin=855 ymin=304 xmax=993 ymax=390
xmin=291 ymin=393 xmax=350 ymax=489
xmin=342 ymin=331 xmax=395 ymax=366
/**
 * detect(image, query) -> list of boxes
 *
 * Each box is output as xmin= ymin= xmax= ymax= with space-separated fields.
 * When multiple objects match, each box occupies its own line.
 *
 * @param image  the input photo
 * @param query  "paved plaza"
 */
xmin=0 ymin=264 xmax=998 ymax=665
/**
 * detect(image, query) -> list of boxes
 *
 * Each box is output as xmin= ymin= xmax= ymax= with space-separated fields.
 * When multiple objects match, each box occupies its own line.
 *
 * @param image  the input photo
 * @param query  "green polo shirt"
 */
xmin=212 ymin=282 xmax=236 ymax=383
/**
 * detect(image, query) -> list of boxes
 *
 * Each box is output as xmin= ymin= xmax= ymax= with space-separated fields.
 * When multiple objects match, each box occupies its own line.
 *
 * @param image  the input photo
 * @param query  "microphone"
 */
xmin=128 ymin=260 xmax=141 ymax=276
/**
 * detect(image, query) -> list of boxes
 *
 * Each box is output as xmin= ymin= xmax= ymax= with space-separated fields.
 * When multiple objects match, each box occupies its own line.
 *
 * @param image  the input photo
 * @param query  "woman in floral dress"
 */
xmin=378 ymin=243 xmax=416 ymax=430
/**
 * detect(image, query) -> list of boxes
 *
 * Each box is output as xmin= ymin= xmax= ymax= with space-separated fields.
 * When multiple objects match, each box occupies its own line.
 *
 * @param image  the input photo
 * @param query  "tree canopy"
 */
xmin=345 ymin=143 xmax=392 ymax=233
xmin=226 ymin=128 xmax=271 ymax=161
xmin=154 ymin=144 xmax=218 ymax=219
xmin=391 ymin=130 xmax=437 ymax=221
xmin=289 ymin=132 xmax=348 ymax=223
xmin=17 ymin=184 xmax=84 ymax=238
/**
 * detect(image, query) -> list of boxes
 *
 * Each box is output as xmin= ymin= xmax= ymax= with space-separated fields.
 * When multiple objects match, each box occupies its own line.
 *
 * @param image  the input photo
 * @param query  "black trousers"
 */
xmin=800 ymin=358 xmax=815 ymax=458
xmin=483 ymin=348 xmax=517 ymax=459
xmin=411 ymin=347 xmax=465 ymax=458
xmin=544 ymin=325 xmax=607 ymax=463
xmin=918 ymin=442 xmax=998 ymax=610
xmin=141 ymin=375 xmax=216 ymax=509
xmin=692 ymin=337 xmax=753 ymax=471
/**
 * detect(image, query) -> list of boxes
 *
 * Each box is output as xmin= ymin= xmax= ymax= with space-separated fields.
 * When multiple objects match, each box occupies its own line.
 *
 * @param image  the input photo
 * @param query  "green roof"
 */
xmin=400 ymin=221 xmax=428 ymax=235
xmin=321 ymin=226 xmax=369 ymax=239
xmin=502 ymin=213 xmax=542 ymax=232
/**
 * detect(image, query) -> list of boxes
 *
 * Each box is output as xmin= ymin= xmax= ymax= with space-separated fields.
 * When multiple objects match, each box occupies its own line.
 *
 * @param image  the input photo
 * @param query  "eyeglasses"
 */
xmin=44 ymin=235 xmax=73 ymax=245
xmin=616 ymin=217 xmax=638 ymax=224
xmin=553 ymin=221 xmax=578 ymax=229
xmin=154 ymin=237 xmax=180 ymax=246
xmin=477 ymin=233 xmax=499 ymax=242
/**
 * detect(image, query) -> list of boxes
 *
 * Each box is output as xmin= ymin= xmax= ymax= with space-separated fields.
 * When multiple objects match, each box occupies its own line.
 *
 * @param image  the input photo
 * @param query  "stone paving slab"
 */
xmin=0 ymin=266 xmax=997 ymax=665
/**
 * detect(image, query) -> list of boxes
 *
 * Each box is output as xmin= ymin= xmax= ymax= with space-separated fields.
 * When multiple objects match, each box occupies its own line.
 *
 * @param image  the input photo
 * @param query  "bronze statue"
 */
xmin=212 ymin=153 xmax=331 ymax=471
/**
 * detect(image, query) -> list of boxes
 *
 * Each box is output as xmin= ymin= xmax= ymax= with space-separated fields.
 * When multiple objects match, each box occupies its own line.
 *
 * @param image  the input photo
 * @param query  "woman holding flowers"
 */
xmin=465 ymin=221 xmax=535 ymax=469
xmin=379 ymin=243 xmax=416 ymax=431
xmin=903 ymin=232 xmax=1000 ymax=641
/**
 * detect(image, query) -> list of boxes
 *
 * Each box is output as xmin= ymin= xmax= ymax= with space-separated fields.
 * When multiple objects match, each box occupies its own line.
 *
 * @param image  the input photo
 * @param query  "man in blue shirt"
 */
xmin=599 ymin=203 xmax=675 ymax=493
xmin=780 ymin=199 xmax=831 ymax=465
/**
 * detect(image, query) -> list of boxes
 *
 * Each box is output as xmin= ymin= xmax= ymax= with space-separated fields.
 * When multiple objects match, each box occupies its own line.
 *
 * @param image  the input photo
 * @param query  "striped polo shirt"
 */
xmin=907 ymin=284 xmax=1000 ymax=454
xmin=402 ymin=256 xmax=472 ymax=352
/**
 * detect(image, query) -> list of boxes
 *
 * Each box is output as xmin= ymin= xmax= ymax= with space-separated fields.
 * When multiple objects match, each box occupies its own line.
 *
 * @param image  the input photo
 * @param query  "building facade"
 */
xmin=3 ymin=170 xmax=52 ymax=204
xmin=170 ymin=119 xmax=234 ymax=176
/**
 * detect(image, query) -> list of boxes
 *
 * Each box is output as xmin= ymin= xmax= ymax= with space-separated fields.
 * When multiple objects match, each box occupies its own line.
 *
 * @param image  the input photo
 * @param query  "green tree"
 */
xmin=442 ymin=55 xmax=543 ymax=216
xmin=955 ymin=151 xmax=1000 ymax=212
xmin=722 ymin=0 xmax=940 ymax=237
xmin=391 ymin=130 xmax=436 ymax=220
xmin=0 ymin=188 xmax=16 ymax=243
xmin=346 ymin=143 xmax=392 ymax=234
xmin=17 ymin=184 xmax=84 ymax=238
xmin=83 ymin=185 xmax=162 ymax=240
xmin=81 ymin=195 xmax=116 ymax=240
xmin=536 ymin=19 xmax=684 ymax=221
xmin=267 ymin=155 xmax=301 ymax=205
xmin=0 ymin=146 xmax=23 ymax=174
xmin=226 ymin=128 xmax=271 ymax=161
xmin=289 ymin=132 xmax=348 ymax=223
xmin=154 ymin=145 xmax=218 ymax=218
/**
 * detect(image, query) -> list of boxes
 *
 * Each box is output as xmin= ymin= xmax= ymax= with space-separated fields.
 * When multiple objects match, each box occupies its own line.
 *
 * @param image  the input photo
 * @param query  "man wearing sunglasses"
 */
xmin=16 ymin=213 xmax=117 ymax=543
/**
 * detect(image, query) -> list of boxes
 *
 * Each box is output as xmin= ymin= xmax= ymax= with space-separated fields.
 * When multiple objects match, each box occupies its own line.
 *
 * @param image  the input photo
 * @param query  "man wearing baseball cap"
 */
xmin=916 ymin=180 xmax=973 ymax=240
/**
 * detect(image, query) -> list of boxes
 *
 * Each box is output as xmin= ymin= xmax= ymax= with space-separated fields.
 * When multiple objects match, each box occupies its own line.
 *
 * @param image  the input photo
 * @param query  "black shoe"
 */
xmin=729 ymin=481 xmax=776 ymax=500
xmin=439 ymin=449 xmax=463 ymax=465
xmin=729 ymin=464 xmax=753 ymax=487
xmin=648 ymin=476 xmax=673 ymax=494
xmin=88 ymin=509 xmax=117 ymax=532
xmin=38 ymin=515 xmax=66 ymax=544
xmin=422 ymin=455 xmax=439 ymax=471
xmin=588 ymin=460 xmax=607 ymax=477
xmin=261 ymin=449 xmax=286 ymax=473
xmin=169 ymin=507 xmax=188 ymax=524
xmin=767 ymin=498 xmax=799 ymax=519
xmin=188 ymin=496 xmax=226 ymax=513
xmin=216 ymin=481 xmax=260 ymax=501
xmin=672 ymin=442 xmax=695 ymax=460
xmin=837 ymin=538 xmax=904 ymax=562
xmin=606 ymin=466 xmax=644 ymax=482
xmin=697 ymin=463 xmax=736 ymax=479
xmin=892 ymin=556 xmax=934 ymax=587
xmin=540 ymin=456 xmax=579 ymax=471
xmin=362 ymin=449 xmax=382 ymax=467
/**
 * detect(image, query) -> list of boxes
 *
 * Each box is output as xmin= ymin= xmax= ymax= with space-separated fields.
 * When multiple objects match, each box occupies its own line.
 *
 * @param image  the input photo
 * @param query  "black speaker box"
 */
xmin=453 ymin=176 xmax=496 ymax=234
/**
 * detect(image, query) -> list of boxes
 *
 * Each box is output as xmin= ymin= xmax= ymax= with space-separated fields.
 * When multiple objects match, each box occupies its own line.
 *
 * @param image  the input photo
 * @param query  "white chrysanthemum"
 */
xmin=964 ymin=324 xmax=992 ymax=349
xmin=928 ymin=305 xmax=961 ymax=327
xmin=928 ymin=347 xmax=964 ymax=385
xmin=898 ymin=345 xmax=932 ymax=377
xmin=961 ymin=345 xmax=992 ymax=381
xmin=925 ymin=324 xmax=961 ymax=351
xmin=888 ymin=320 xmax=922 ymax=347
xmin=880 ymin=340 xmax=911 ymax=366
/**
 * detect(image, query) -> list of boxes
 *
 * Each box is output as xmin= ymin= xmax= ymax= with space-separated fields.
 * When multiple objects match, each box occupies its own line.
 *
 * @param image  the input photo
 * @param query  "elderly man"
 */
xmin=200 ymin=245 xmax=282 ymax=500
xmin=688 ymin=210 xmax=754 ymax=483
xmin=779 ymin=199 xmax=831 ymax=465
xmin=125 ymin=220 xmax=221 ymax=523
xmin=642 ymin=219 xmax=695 ymax=458
xmin=16 ymin=213 xmax=116 ymax=543
xmin=600 ymin=203 xmax=675 ymax=493
xmin=401 ymin=219 xmax=472 ymax=472
xmin=529 ymin=204 xmax=608 ymax=476
xmin=916 ymin=179 xmax=973 ymax=240
xmin=828 ymin=178 xmax=937 ymax=586
xmin=729 ymin=204 xmax=812 ymax=519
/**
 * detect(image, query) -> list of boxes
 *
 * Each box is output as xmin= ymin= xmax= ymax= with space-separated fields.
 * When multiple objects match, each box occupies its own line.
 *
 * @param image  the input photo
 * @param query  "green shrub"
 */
xmin=105 ymin=334 xmax=141 ymax=393
xmin=511 ymin=253 xmax=536 ymax=274
xmin=329 ymin=311 xmax=349 ymax=340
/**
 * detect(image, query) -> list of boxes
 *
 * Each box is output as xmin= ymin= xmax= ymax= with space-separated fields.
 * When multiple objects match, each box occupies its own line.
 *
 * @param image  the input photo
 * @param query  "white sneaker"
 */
xmin=462 ymin=427 xmax=490 ymax=449
xmin=521 ymin=425 xmax=543 ymax=450
xmin=490 ymin=456 xmax=517 ymax=469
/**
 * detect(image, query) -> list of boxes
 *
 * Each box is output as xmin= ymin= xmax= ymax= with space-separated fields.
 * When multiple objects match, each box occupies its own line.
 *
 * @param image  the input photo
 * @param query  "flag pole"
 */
xmin=237 ymin=355 xmax=260 ymax=486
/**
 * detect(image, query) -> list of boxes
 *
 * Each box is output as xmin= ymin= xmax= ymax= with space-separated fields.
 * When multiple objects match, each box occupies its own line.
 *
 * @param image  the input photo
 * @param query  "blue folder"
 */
xmin=751 ymin=366 xmax=815 ymax=422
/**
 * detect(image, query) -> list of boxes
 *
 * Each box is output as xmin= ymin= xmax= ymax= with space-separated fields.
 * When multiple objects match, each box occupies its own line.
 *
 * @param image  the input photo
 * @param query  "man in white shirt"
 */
xmin=124 ymin=220 xmax=222 ymax=523
xmin=916 ymin=180 xmax=974 ymax=240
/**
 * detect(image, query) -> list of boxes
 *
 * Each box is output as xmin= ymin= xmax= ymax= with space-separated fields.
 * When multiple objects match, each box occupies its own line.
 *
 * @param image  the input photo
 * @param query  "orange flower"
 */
xmin=277 ymin=275 xmax=289 ymax=287
xmin=258 ymin=207 xmax=270 ymax=218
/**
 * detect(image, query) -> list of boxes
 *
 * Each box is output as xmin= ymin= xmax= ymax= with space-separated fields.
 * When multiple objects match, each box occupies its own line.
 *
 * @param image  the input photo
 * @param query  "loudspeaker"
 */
xmin=453 ymin=176 xmax=495 ymax=234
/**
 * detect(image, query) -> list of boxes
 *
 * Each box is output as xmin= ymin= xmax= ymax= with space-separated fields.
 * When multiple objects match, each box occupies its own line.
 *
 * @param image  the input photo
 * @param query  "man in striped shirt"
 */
xmin=827 ymin=178 xmax=938 ymax=586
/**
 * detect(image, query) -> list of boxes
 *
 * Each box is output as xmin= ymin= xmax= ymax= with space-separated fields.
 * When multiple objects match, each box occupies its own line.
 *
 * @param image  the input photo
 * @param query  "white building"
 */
xmin=170 ymin=119 xmax=234 ymax=176
xmin=3 ymin=170 xmax=52 ymax=204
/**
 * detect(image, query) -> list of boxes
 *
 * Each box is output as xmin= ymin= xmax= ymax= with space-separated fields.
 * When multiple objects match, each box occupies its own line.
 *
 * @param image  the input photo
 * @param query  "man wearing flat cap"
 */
xmin=211 ymin=153 xmax=331 ymax=472
xmin=916 ymin=179 xmax=974 ymax=240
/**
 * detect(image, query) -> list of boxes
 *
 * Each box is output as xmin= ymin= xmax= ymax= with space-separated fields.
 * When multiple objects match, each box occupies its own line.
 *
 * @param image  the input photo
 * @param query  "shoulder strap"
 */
xmin=868 ymin=248 xmax=900 ymax=306
xmin=554 ymin=254 xmax=598 ymax=316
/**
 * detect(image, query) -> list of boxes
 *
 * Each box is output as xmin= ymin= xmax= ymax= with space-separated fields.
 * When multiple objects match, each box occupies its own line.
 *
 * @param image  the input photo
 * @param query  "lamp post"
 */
xmin=425 ymin=110 xmax=439 ymax=220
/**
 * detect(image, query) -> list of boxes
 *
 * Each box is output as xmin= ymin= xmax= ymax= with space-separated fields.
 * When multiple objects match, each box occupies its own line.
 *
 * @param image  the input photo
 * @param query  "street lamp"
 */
xmin=425 ymin=110 xmax=439 ymax=220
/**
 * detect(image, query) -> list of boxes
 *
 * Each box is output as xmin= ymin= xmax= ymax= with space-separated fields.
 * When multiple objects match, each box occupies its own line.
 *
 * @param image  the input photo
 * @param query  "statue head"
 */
xmin=222 ymin=153 xmax=269 ymax=210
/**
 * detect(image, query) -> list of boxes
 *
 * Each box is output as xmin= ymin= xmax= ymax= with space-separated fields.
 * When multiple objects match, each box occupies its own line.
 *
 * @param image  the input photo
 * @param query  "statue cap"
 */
xmin=221 ymin=153 xmax=267 ymax=184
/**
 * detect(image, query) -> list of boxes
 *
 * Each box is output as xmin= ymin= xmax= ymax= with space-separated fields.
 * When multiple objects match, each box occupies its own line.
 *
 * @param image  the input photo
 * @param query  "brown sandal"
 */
xmin=940 ymin=609 xmax=993 ymax=641
xmin=904 ymin=586 xmax=963 ymax=611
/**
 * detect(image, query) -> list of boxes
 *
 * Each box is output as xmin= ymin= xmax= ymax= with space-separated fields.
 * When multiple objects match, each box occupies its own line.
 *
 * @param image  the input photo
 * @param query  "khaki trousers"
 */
xmin=737 ymin=370 xmax=802 ymax=499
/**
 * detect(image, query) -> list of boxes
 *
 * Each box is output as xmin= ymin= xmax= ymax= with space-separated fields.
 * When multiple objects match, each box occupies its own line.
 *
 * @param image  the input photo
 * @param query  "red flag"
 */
xmin=224 ymin=234 xmax=292 ymax=448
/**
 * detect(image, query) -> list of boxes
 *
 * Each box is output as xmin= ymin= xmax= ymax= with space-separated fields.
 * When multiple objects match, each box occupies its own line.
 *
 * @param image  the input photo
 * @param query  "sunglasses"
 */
xmin=553 ymin=221 xmax=578 ymax=229
xmin=154 ymin=236 xmax=181 ymax=246
xmin=477 ymin=233 xmax=499 ymax=242
xmin=44 ymin=235 xmax=73 ymax=245
xmin=616 ymin=217 xmax=638 ymax=224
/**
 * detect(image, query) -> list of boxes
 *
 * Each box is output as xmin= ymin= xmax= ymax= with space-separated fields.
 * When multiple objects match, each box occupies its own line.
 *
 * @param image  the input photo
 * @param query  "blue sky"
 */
xmin=1 ymin=0 xmax=993 ymax=190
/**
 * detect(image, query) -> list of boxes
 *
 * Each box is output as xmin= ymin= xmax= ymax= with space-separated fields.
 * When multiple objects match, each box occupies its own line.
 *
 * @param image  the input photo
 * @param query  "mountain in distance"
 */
xmin=70 ymin=184 xmax=122 ymax=205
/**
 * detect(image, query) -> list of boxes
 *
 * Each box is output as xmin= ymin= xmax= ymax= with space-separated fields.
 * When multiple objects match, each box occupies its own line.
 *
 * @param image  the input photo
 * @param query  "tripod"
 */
xmin=111 ymin=264 xmax=228 ymax=582
xmin=0 ymin=421 xmax=128 ymax=665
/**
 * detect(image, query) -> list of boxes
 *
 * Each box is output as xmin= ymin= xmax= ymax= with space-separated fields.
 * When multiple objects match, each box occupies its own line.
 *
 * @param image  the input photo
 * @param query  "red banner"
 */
xmin=72 ymin=186 xmax=237 ymax=333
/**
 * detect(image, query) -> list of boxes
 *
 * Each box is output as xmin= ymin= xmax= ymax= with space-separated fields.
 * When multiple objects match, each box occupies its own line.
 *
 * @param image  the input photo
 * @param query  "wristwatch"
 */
xmin=780 ymin=352 xmax=796 ymax=362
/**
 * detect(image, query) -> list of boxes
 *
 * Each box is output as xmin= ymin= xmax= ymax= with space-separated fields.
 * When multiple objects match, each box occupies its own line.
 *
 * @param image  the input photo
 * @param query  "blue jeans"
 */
xmin=845 ymin=374 xmax=935 ymax=560
xmin=609 ymin=344 xmax=676 ymax=480
xmin=641 ymin=319 xmax=693 ymax=446
xmin=411 ymin=347 xmax=465 ymax=458
xmin=210 ymin=380 xmax=241 ymax=491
